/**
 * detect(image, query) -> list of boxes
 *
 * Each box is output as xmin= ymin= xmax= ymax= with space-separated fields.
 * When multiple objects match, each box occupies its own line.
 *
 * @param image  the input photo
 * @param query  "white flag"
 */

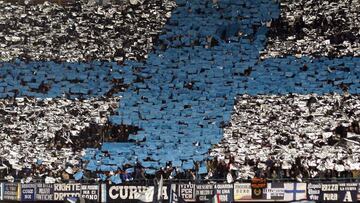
xmin=134 ymin=186 xmax=155 ymax=203
xmin=158 ymin=175 xmax=164 ymax=200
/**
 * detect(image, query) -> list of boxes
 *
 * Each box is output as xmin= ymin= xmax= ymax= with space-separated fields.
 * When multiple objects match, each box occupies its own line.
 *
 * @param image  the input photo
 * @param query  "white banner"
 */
xmin=0 ymin=182 xmax=3 ymax=200
xmin=234 ymin=183 xmax=251 ymax=201
xmin=101 ymin=184 xmax=107 ymax=203
xmin=265 ymin=182 xmax=285 ymax=200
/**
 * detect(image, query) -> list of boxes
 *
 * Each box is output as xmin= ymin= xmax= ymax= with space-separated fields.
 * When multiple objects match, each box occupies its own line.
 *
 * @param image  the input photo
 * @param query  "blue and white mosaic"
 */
xmin=0 ymin=0 xmax=359 ymax=180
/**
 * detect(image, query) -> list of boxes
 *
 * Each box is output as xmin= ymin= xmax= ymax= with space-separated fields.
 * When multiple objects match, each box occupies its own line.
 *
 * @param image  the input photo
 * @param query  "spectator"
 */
xmin=134 ymin=161 xmax=146 ymax=180
xmin=62 ymin=171 xmax=70 ymax=183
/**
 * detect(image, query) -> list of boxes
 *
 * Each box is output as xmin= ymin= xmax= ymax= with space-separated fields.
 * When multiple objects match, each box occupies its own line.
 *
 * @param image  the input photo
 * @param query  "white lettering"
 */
xmin=54 ymin=192 xmax=80 ymax=200
xmin=343 ymin=191 xmax=353 ymax=202
xmin=323 ymin=193 xmax=338 ymax=201
xmin=109 ymin=186 xmax=119 ymax=199
xmin=82 ymin=194 xmax=98 ymax=200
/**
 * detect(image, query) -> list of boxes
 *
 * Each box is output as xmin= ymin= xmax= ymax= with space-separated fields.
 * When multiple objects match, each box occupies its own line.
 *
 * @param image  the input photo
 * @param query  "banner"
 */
xmin=53 ymin=183 xmax=81 ymax=201
xmin=0 ymin=183 xmax=3 ymax=201
xmin=338 ymin=183 xmax=357 ymax=202
xmin=213 ymin=183 xmax=234 ymax=202
xmin=265 ymin=182 xmax=285 ymax=200
xmin=308 ymin=183 xmax=356 ymax=202
xmin=307 ymin=183 xmax=321 ymax=201
xmin=101 ymin=184 xmax=107 ymax=203
xmin=251 ymin=178 xmax=267 ymax=199
xmin=284 ymin=182 xmax=306 ymax=201
xmin=21 ymin=184 xmax=36 ymax=201
xmin=357 ymin=183 xmax=360 ymax=202
xmin=320 ymin=183 xmax=339 ymax=202
xmin=35 ymin=183 xmax=54 ymax=201
xmin=195 ymin=184 xmax=213 ymax=202
xmin=321 ymin=183 xmax=357 ymax=202
xmin=178 ymin=183 xmax=195 ymax=202
xmin=3 ymin=183 xmax=19 ymax=201
xmin=234 ymin=183 xmax=251 ymax=201
xmin=0 ymin=181 xmax=358 ymax=202
xmin=170 ymin=185 xmax=187 ymax=203
xmin=81 ymin=184 xmax=99 ymax=201
xmin=107 ymin=184 xmax=168 ymax=203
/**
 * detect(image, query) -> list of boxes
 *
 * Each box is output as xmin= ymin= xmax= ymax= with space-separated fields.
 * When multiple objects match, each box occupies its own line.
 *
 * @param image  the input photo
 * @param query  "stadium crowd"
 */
xmin=1 ymin=154 xmax=360 ymax=184
xmin=1 ymin=0 xmax=360 ymax=187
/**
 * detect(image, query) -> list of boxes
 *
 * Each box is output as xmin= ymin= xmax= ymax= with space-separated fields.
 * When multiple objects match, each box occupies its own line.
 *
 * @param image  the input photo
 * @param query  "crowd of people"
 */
xmin=263 ymin=0 xmax=360 ymax=58
xmin=0 ymin=0 xmax=176 ymax=62
xmin=2 ymin=153 xmax=360 ymax=184
xmin=1 ymin=0 xmax=360 ymax=187
xmin=210 ymin=94 xmax=360 ymax=182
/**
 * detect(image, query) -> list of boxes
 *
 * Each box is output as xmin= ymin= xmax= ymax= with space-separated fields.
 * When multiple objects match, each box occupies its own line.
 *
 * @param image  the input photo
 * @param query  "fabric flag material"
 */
xmin=212 ymin=193 xmax=220 ymax=203
xmin=284 ymin=183 xmax=307 ymax=201
xmin=169 ymin=184 xmax=176 ymax=203
xmin=0 ymin=183 xmax=3 ymax=201
xmin=109 ymin=174 xmax=122 ymax=184
xmin=357 ymin=183 xmax=360 ymax=201
xmin=158 ymin=175 xmax=164 ymax=201
xmin=65 ymin=197 xmax=95 ymax=203
xmin=266 ymin=182 xmax=285 ymax=200
xmin=234 ymin=183 xmax=251 ymax=201
xmin=169 ymin=185 xmax=187 ymax=203
xmin=64 ymin=197 xmax=80 ymax=203
xmin=73 ymin=171 xmax=84 ymax=181
xmin=134 ymin=186 xmax=155 ymax=203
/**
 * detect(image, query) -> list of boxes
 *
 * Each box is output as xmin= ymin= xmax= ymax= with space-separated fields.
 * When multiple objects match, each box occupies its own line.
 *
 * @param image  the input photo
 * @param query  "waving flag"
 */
xmin=211 ymin=193 xmax=220 ymax=203
xmin=134 ymin=187 xmax=155 ymax=203
xmin=157 ymin=175 xmax=164 ymax=202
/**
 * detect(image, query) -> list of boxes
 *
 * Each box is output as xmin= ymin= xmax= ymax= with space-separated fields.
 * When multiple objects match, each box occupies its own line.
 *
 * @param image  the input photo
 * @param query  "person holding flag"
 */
xmin=211 ymin=193 xmax=221 ymax=203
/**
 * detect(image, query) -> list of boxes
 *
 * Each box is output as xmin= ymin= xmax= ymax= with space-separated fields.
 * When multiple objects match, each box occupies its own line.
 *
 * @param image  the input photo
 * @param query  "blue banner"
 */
xmin=21 ymin=184 xmax=36 ymax=202
xmin=338 ymin=183 xmax=357 ymax=202
xmin=35 ymin=183 xmax=54 ymax=201
xmin=3 ymin=183 xmax=19 ymax=201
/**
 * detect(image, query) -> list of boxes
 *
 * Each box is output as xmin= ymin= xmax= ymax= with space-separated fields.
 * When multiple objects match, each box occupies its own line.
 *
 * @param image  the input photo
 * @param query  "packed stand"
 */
xmin=89 ymin=0 xmax=360 ymax=182
xmin=1 ymin=0 xmax=360 ymax=184
xmin=0 ymin=0 xmax=176 ymax=62
xmin=0 ymin=96 xmax=122 ymax=182
xmin=262 ymin=0 xmax=360 ymax=58
xmin=211 ymin=94 xmax=360 ymax=181
xmin=0 ymin=0 xmax=174 ymax=182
